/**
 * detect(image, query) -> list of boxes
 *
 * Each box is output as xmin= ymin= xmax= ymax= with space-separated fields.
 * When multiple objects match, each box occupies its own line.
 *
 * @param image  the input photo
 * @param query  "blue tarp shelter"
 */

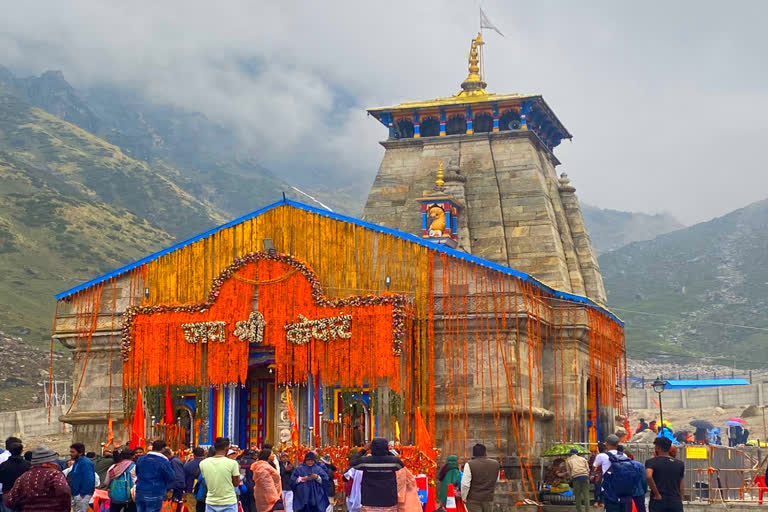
xmin=663 ymin=379 xmax=749 ymax=390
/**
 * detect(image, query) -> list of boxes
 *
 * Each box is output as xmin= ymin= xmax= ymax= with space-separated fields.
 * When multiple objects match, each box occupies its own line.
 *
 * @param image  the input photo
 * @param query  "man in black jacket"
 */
xmin=0 ymin=442 xmax=30 ymax=496
xmin=352 ymin=438 xmax=404 ymax=511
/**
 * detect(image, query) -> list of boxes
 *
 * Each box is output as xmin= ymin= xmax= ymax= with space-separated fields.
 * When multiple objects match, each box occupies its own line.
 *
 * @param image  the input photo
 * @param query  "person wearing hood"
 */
xmin=352 ymin=438 xmax=404 ymax=512
xmin=250 ymin=449 xmax=281 ymax=512
xmin=291 ymin=452 xmax=329 ymax=512
xmin=437 ymin=455 xmax=461 ymax=508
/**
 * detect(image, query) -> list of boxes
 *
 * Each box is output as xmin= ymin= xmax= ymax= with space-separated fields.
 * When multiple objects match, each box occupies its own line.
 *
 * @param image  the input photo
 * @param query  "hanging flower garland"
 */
xmin=121 ymin=251 xmax=411 ymax=359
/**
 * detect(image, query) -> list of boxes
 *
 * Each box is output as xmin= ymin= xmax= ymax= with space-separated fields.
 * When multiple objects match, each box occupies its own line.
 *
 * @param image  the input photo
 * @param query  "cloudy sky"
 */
xmin=2 ymin=0 xmax=766 ymax=224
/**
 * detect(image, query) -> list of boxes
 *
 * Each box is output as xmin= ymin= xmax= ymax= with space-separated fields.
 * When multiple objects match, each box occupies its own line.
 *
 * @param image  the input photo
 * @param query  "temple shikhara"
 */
xmin=52 ymin=33 xmax=626 ymax=491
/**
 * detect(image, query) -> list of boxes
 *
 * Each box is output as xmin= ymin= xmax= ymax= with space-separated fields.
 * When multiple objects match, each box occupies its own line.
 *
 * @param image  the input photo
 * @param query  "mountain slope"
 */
xmin=0 ymin=83 xmax=227 ymax=344
xmin=599 ymin=199 xmax=768 ymax=365
xmin=582 ymin=204 xmax=684 ymax=254
xmin=0 ymin=67 xmax=362 ymax=217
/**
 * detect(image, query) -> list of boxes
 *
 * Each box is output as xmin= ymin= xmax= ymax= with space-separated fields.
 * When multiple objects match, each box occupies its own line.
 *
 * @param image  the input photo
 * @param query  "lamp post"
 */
xmin=652 ymin=379 xmax=668 ymax=434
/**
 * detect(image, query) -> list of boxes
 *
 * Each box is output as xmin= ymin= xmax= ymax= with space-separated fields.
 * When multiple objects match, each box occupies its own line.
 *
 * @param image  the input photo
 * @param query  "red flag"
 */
xmin=129 ymin=388 xmax=146 ymax=450
xmin=415 ymin=407 xmax=437 ymax=461
xmin=164 ymin=384 xmax=174 ymax=425
xmin=286 ymin=387 xmax=299 ymax=447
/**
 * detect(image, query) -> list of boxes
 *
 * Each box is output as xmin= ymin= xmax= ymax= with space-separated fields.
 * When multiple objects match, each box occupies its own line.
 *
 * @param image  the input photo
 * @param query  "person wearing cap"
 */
xmin=566 ymin=449 xmax=590 ymax=512
xmin=4 ymin=446 xmax=71 ymax=511
xmin=460 ymin=443 xmax=500 ymax=512
xmin=593 ymin=435 xmax=634 ymax=512
xmin=291 ymin=452 xmax=329 ymax=512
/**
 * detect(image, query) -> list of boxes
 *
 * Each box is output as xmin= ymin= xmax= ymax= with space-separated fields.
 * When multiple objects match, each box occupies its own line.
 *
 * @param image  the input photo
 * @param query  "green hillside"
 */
xmin=599 ymin=199 xmax=768 ymax=366
xmin=0 ymin=83 xmax=225 ymax=345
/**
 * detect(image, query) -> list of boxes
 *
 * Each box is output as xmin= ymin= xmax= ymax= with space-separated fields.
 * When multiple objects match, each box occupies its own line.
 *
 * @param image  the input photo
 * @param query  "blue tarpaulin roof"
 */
xmin=663 ymin=379 xmax=749 ymax=390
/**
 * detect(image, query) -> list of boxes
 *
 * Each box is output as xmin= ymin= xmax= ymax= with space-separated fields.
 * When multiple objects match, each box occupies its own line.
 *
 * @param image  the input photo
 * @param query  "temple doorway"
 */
xmin=245 ymin=360 xmax=276 ymax=449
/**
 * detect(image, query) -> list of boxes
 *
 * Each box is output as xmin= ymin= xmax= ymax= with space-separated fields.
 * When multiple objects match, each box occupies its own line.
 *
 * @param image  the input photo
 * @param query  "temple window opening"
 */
xmin=499 ymin=109 xmax=521 ymax=131
xmin=446 ymin=114 xmax=467 ymax=135
xmin=473 ymin=112 xmax=493 ymax=133
xmin=394 ymin=119 xmax=414 ymax=139
xmin=420 ymin=117 xmax=440 ymax=138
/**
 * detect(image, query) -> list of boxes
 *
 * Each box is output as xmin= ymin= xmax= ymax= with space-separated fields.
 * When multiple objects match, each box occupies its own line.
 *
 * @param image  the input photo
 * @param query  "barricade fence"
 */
xmin=533 ymin=442 xmax=768 ymax=504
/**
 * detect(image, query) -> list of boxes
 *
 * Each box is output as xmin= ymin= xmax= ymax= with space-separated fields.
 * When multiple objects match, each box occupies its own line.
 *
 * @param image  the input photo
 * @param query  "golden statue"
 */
xmin=427 ymin=205 xmax=447 ymax=237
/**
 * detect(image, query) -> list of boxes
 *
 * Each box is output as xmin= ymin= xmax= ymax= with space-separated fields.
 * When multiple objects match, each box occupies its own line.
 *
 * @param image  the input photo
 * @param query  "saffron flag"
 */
xmin=164 ymin=384 xmax=174 ymax=425
xmin=129 ymin=388 xmax=146 ymax=450
xmin=415 ymin=407 xmax=436 ymax=460
xmin=286 ymin=386 xmax=299 ymax=447
xmin=106 ymin=418 xmax=114 ymax=447
xmin=480 ymin=8 xmax=504 ymax=37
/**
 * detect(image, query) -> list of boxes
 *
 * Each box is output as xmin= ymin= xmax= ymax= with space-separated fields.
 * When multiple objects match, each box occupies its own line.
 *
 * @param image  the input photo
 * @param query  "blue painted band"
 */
xmin=55 ymin=198 xmax=623 ymax=325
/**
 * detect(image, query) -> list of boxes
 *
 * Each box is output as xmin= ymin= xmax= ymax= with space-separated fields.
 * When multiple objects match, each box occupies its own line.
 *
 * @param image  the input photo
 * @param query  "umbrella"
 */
xmin=728 ymin=417 xmax=746 ymax=424
xmin=690 ymin=419 xmax=714 ymax=430
xmin=541 ymin=443 xmax=589 ymax=456
xmin=726 ymin=420 xmax=744 ymax=427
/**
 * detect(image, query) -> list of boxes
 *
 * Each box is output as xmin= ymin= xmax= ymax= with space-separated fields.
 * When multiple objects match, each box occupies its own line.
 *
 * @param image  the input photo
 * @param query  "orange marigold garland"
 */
xmin=121 ymin=252 xmax=411 ymax=390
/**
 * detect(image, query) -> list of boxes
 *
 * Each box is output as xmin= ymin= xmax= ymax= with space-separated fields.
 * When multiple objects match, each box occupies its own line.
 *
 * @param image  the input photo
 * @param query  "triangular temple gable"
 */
xmin=122 ymin=252 xmax=409 ymax=390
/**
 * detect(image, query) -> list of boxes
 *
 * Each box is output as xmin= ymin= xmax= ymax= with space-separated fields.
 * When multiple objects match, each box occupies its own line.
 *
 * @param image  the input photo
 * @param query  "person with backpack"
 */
xmin=645 ymin=437 xmax=685 ymax=512
xmin=593 ymin=435 xmax=644 ymax=512
xmin=105 ymin=449 xmax=136 ymax=512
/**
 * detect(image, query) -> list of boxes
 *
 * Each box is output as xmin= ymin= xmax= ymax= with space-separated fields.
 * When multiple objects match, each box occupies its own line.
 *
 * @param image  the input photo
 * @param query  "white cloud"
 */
xmin=1 ymin=0 xmax=766 ymax=223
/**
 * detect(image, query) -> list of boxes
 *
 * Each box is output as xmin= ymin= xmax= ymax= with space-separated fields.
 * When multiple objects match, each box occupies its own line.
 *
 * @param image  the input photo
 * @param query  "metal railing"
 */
xmin=535 ymin=442 xmax=768 ymax=504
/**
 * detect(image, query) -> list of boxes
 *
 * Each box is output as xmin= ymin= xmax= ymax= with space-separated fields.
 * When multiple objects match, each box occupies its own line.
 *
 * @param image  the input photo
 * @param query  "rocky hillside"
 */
xmin=582 ymin=204 xmax=684 ymax=254
xmin=0 ymin=82 xmax=221 ymax=344
xmin=0 ymin=330 xmax=71 ymax=412
xmin=599 ymin=199 xmax=768 ymax=366
xmin=0 ymin=67 xmax=362 ymax=217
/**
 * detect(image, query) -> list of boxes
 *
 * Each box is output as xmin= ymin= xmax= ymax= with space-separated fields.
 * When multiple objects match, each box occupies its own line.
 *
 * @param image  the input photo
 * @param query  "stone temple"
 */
xmin=51 ymin=33 xmax=625 ymax=485
xmin=364 ymin=33 xmax=605 ymax=305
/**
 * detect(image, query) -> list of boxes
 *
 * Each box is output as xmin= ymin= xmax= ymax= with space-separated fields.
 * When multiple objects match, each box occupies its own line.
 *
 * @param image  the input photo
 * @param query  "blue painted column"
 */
xmin=465 ymin=106 xmax=473 ymax=134
xmin=492 ymin=103 xmax=500 ymax=132
xmin=413 ymin=111 xmax=421 ymax=138
xmin=439 ymin=110 xmax=446 ymax=136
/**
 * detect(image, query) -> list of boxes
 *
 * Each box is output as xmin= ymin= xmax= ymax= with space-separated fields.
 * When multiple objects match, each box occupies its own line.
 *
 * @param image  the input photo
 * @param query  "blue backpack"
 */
xmin=108 ymin=463 xmax=135 ymax=503
xmin=602 ymin=453 xmax=644 ymax=502
xmin=194 ymin=474 xmax=207 ymax=502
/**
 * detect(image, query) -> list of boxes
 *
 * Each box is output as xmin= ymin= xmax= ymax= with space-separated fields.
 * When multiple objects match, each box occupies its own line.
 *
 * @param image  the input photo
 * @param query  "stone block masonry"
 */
xmin=363 ymin=130 xmax=606 ymax=304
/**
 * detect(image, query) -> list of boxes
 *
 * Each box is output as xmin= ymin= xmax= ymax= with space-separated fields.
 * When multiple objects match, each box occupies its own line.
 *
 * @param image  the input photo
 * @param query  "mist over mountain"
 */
xmin=582 ymin=204 xmax=684 ymax=254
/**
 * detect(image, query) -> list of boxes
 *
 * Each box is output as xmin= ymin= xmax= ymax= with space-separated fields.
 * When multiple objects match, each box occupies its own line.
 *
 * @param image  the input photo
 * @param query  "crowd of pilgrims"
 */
xmin=0 ymin=436 xmax=448 ymax=512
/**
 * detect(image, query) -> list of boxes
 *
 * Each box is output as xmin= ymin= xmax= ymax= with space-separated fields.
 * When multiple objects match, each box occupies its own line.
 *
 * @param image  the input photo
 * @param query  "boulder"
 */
xmin=714 ymin=407 xmax=726 ymax=415
xmin=742 ymin=405 xmax=760 ymax=418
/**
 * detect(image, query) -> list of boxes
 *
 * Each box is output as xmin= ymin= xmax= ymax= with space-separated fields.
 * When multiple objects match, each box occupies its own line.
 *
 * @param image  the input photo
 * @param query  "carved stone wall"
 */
xmin=363 ymin=131 xmax=607 ymax=303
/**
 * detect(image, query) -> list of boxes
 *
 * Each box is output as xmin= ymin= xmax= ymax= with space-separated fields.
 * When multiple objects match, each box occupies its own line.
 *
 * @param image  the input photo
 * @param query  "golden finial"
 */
xmin=435 ymin=162 xmax=445 ymax=188
xmin=458 ymin=32 xmax=487 ymax=97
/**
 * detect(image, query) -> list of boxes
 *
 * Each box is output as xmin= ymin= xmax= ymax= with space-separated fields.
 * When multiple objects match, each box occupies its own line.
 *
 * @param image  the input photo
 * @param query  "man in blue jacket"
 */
xmin=69 ymin=442 xmax=95 ymax=512
xmin=135 ymin=440 xmax=176 ymax=512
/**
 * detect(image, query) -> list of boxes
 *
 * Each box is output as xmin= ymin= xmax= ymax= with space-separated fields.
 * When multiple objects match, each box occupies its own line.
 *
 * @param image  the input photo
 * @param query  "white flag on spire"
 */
xmin=480 ymin=8 xmax=504 ymax=37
